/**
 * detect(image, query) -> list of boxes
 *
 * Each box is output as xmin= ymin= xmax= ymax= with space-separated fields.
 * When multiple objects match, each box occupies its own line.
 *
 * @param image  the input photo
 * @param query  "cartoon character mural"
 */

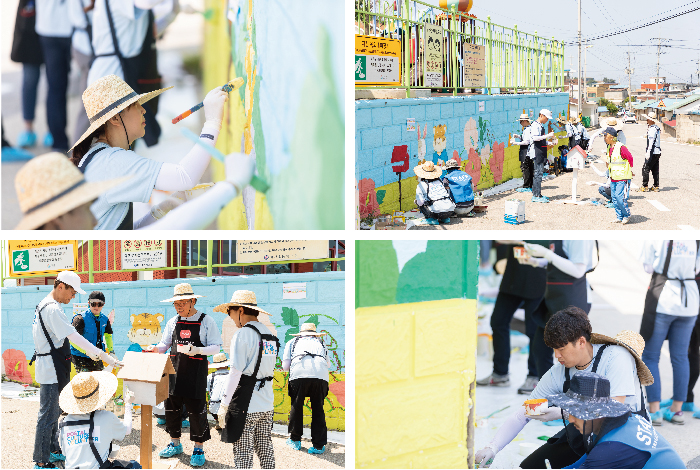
xmin=126 ymin=312 xmax=165 ymax=352
xmin=432 ymin=124 xmax=448 ymax=166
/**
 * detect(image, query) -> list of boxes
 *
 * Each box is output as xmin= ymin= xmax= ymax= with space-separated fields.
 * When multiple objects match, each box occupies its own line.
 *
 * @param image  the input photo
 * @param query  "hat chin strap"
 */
xmin=118 ymin=113 xmax=132 ymax=151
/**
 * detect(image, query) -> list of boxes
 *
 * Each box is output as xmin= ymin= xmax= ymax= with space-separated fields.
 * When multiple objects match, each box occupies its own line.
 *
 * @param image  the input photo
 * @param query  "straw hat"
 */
xmin=14 ymin=152 xmax=131 ymax=230
xmin=642 ymin=113 xmax=659 ymax=125
xmin=557 ymin=116 xmax=567 ymax=125
xmin=445 ymin=158 xmax=461 ymax=170
xmin=413 ymin=161 xmax=442 ymax=179
xmin=517 ymin=113 xmax=531 ymax=123
xmin=59 ymin=371 xmax=118 ymax=415
xmin=213 ymin=290 xmax=270 ymax=315
xmin=290 ymin=323 xmax=327 ymax=337
xmin=69 ymin=75 xmax=173 ymax=152
xmin=209 ymin=353 xmax=230 ymax=369
xmin=161 ymin=283 xmax=204 ymax=302
xmin=591 ymin=330 xmax=654 ymax=386
xmin=605 ymin=117 xmax=623 ymax=133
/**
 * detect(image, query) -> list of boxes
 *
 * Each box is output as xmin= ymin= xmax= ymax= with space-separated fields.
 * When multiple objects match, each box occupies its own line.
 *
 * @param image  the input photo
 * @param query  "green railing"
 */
xmin=1 ymin=240 xmax=345 ymax=284
xmin=355 ymin=0 xmax=565 ymax=96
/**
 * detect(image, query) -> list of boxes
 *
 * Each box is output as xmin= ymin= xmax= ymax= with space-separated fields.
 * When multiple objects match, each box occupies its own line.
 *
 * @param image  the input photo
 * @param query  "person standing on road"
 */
xmin=602 ymin=127 xmax=633 ymax=225
xmin=68 ymin=0 xmax=96 ymax=143
xmin=283 ymin=323 xmax=331 ymax=454
xmin=639 ymin=240 xmax=700 ymax=425
xmin=70 ymin=291 xmax=115 ymax=372
xmin=31 ymin=271 xmax=123 ymax=469
xmin=528 ymin=109 xmax=555 ymax=203
xmin=512 ymin=114 xmax=534 ymax=192
xmin=145 ymin=283 xmax=223 ymax=467
xmin=477 ymin=241 xmax=548 ymax=394
xmin=573 ymin=115 xmax=590 ymax=150
xmin=640 ymin=114 xmax=662 ymax=192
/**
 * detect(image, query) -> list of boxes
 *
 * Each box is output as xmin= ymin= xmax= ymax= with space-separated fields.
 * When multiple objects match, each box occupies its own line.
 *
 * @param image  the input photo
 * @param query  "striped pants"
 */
xmin=232 ymin=410 xmax=275 ymax=469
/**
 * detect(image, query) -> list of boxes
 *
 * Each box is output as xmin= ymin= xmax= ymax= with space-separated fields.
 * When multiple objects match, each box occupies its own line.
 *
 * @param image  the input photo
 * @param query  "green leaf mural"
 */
xmin=281 ymin=307 xmax=299 ymax=326
xmin=285 ymin=327 xmax=300 ymax=344
xmin=307 ymin=314 xmax=319 ymax=326
xmin=376 ymin=189 xmax=386 ymax=205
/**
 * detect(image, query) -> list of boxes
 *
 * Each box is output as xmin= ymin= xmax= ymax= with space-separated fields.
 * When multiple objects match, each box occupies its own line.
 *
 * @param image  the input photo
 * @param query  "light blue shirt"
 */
xmin=229 ymin=321 xmax=278 ymax=413
xmin=640 ymin=241 xmax=700 ymax=316
xmin=562 ymin=240 xmax=596 ymax=272
xmin=283 ymin=336 xmax=330 ymax=382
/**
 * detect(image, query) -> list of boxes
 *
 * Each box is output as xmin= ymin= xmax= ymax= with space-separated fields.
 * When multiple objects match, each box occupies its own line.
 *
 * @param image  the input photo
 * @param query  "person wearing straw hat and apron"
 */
xmin=475 ymin=308 xmax=651 ymax=469
xmin=31 ymin=271 xmax=124 ymax=469
xmin=143 ymin=283 xmax=222 ymax=467
xmin=511 ymin=113 xmax=534 ymax=191
xmin=14 ymin=152 xmax=130 ymax=230
xmin=68 ymin=74 xmax=229 ymax=230
xmin=528 ymin=109 xmax=555 ymax=203
xmin=640 ymin=113 xmax=662 ymax=192
xmin=206 ymin=352 xmax=231 ymax=429
xmin=442 ymin=158 xmax=474 ymax=216
xmin=414 ymin=160 xmax=455 ymax=225
xmin=282 ymin=323 xmax=331 ymax=454
xmin=547 ymin=371 xmax=684 ymax=469
xmin=215 ymin=290 xmax=280 ymax=469
xmin=639 ymin=240 xmax=700 ymax=426
xmin=58 ymin=372 xmax=140 ymax=469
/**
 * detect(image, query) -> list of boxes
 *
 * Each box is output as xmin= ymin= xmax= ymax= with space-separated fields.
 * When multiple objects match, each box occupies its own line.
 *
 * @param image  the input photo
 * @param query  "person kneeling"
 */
xmin=548 ymin=372 xmax=685 ymax=469
xmin=442 ymin=159 xmax=474 ymax=216
xmin=414 ymin=161 xmax=455 ymax=225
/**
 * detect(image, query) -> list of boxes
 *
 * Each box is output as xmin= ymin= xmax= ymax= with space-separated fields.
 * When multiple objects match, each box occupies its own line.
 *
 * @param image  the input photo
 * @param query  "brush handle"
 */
xmin=172 ymin=78 xmax=244 ymax=124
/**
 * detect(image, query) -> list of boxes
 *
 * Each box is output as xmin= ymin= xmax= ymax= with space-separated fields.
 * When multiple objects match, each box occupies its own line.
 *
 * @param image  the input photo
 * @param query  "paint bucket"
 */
xmin=185 ymin=183 xmax=215 ymax=201
xmin=519 ymin=442 xmax=540 ymax=456
xmin=477 ymin=333 xmax=493 ymax=359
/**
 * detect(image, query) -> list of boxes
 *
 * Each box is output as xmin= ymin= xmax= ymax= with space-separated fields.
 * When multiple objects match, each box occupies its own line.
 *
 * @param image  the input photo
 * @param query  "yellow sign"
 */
xmin=236 ymin=240 xmax=329 ymax=264
xmin=658 ymin=100 xmax=665 ymax=108
xmin=355 ymin=35 xmax=401 ymax=85
xmin=8 ymin=240 xmax=79 ymax=278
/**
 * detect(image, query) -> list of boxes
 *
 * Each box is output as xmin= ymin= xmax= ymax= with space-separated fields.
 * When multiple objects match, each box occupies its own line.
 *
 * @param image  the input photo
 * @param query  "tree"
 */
xmin=599 ymin=98 xmax=618 ymax=114
xmin=622 ymin=96 xmax=637 ymax=107
xmin=603 ymin=77 xmax=616 ymax=84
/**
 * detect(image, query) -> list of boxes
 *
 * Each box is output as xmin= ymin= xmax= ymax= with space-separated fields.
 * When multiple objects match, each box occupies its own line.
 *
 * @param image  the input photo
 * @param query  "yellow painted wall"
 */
xmin=356 ymin=298 xmax=477 ymax=468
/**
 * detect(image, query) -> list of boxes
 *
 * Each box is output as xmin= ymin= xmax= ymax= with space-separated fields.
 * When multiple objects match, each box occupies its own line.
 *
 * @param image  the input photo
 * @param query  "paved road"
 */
xmin=411 ymin=124 xmax=700 ymax=230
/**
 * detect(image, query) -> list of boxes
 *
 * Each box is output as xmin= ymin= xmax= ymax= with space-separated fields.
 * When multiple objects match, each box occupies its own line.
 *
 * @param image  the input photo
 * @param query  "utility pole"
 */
xmin=577 ymin=0 xmax=582 ymax=119
xmin=651 ymin=38 xmax=668 ymax=103
xmin=584 ymin=44 xmax=593 ymax=104
xmin=625 ymin=51 xmax=634 ymax=112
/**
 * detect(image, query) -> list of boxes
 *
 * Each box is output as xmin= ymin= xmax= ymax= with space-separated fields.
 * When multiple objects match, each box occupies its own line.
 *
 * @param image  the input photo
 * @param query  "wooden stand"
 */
xmin=141 ymin=405 xmax=152 ymax=469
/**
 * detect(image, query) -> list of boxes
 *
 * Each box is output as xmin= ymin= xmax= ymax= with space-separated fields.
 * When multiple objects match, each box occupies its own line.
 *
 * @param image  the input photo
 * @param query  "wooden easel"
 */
xmin=141 ymin=405 xmax=153 ymax=469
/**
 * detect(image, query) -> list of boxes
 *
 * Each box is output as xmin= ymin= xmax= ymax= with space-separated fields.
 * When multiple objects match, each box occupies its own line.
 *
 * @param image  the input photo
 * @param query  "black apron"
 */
xmin=517 ymin=134 xmax=528 ymax=162
xmin=499 ymin=241 xmax=548 ymax=300
xmin=100 ymin=0 xmax=162 ymax=147
xmin=290 ymin=336 xmax=327 ymax=362
xmin=640 ymin=241 xmax=699 ymax=341
xmin=11 ymin=0 xmax=44 ymax=65
xmin=78 ymin=146 xmax=133 ymax=230
xmin=221 ymin=324 xmax=280 ymax=444
xmin=533 ymin=124 xmax=548 ymax=162
xmin=169 ymin=313 xmax=208 ymax=400
xmin=29 ymin=302 xmax=72 ymax=392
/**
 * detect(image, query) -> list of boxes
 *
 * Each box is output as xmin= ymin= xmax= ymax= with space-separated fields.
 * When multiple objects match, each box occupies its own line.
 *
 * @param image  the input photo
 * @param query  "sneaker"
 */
xmin=517 ymin=376 xmax=539 ymax=395
xmin=17 ymin=130 xmax=37 ymax=147
xmin=651 ymin=186 xmax=660 ymax=192
xmin=663 ymin=408 xmax=684 ymax=424
xmin=182 ymin=419 xmax=190 ymax=428
xmin=605 ymin=202 xmax=615 ymax=209
xmin=621 ymin=217 xmax=630 ymax=225
xmin=693 ymin=409 xmax=700 ymax=419
xmin=650 ymin=410 xmax=664 ymax=426
xmin=1 ymin=146 xmax=34 ymax=162
xmin=476 ymin=373 xmax=510 ymax=387
xmin=531 ymin=196 xmax=549 ymax=203
xmin=190 ymin=448 xmax=205 ymax=467
xmin=156 ymin=417 xmax=166 ymax=425
xmin=516 ymin=187 xmax=531 ymax=192
xmin=660 ymin=399 xmax=673 ymax=408
xmin=286 ymin=438 xmax=301 ymax=451
xmin=682 ymin=402 xmax=696 ymax=412
xmin=33 ymin=465 xmax=57 ymax=469
xmin=611 ymin=219 xmax=622 ymax=224
xmin=638 ymin=186 xmax=650 ymax=192
xmin=158 ymin=442 xmax=183 ymax=458
xmin=426 ymin=218 xmax=440 ymax=225
xmin=49 ymin=453 xmax=65 ymax=462
xmin=441 ymin=218 xmax=451 ymax=224
xmin=43 ymin=132 xmax=54 ymax=148
xmin=308 ymin=446 xmax=325 ymax=455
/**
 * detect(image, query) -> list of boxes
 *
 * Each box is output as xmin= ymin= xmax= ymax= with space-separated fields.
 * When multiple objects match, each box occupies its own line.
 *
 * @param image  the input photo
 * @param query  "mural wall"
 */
xmin=356 ymin=93 xmax=570 ymax=216
xmin=203 ymin=0 xmax=344 ymax=230
xmin=355 ymin=241 xmax=479 ymax=468
xmin=1 ymin=272 xmax=345 ymax=430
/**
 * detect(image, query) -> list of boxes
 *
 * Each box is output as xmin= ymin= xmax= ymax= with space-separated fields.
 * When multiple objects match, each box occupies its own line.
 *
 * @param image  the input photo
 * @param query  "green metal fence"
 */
xmin=355 ymin=0 xmax=565 ymax=96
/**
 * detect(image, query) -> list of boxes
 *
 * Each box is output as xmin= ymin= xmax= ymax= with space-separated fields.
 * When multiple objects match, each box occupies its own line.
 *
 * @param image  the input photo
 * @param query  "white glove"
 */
xmin=524 ymin=243 xmax=552 ymax=261
xmin=643 ymin=263 xmax=654 ymax=274
xmin=202 ymin=86 xmax=229 ymax=130
xmin=528 ymin=406 xmax=564 ymax=422
xmin=181 ymin=344 xmax=203 ymax=356
xmin=143 ymin=345 xmax=158 ymax=353
xmin=545 ymin=132 xmax=554 ymax=139
xmin=100 ymin=351 xmax=124 ymax=368
xmin=218 ymin=404 xmax=228 ymax=429
xmin=475 ymin=446 xmax=496 ymax=468
xmin=225 ymin=152 xmax=255 ymax=192
xmin=150 ymin=196 xmax=185 ymax=220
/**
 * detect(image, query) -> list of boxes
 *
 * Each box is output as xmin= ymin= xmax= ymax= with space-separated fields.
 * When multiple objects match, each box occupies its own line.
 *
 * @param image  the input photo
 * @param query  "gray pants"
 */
xmin=33 ymin=383 xmax=61 ymax=464
xmin=72 ymin=47 xmax=93 ymax=145
xmin=532 ymin=155 xmax=546 ymax=197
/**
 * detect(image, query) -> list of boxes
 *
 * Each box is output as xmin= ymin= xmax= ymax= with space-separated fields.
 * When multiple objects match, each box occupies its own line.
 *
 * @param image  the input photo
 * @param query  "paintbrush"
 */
xmin=172 ymin=77 xmax=244 ymax=124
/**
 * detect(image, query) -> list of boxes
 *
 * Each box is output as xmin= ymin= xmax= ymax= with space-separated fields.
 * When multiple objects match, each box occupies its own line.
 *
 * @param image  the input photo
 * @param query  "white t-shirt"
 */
xmin=35 ymin=0 xmax=73 ymax=37
xmin=530 ymin=344 xmax=642 ymax=412
xmin=207 ymin=369 xmax=229 ymax=414
xmin=159 ymin=311 xmax=223 ymax=349
xmin=640 ymin=240 xmax=700 ymax=317
xmin=68 ymin=0 xmax=94 ymax=56
xmin=32 ymin=297 xmax=76 ymax=385
xmin=415 ymin=180 xmax=455 ymax=214
xmin=79 ymin=143 xmax=163 ymax=230
xmin=283 ymin=336 xmax=330 ymax=382
xmin=59 ymin=410 xmax=128 ymax=469
xmin=230 ymin=321 xmax=278 ymax=413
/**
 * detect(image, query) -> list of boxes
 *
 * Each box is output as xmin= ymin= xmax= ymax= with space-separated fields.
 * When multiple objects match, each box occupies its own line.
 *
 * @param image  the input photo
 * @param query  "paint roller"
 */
xmin=171 ymin=77 xmax=245 ymax=124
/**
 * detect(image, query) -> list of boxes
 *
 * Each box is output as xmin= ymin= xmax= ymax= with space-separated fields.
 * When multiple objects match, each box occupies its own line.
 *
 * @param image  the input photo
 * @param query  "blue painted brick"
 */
xmin=392 ymin=106 xmax=410 ymax=125
xmin=383 ymin=125 xmax=402 ymax=146
xmin=8 ymin=309 xmax=34 ymax=327
xmin=358 ymin=149 xmax=373 ymax=172
xmin=425 ymin=104 xmax=441 ymax=120
xmin=383 ymin=165 xmax=402 ymax=186
xmin=410 ymin=105 xmax=426 ymax=122
xmin=444 ymin=135 xmax=454 ymax=154
xmin=270 ymin=282 xmax=317 ymax=304
xmin=360 ymin=167 xmax=385 ymax=187
xmin=485 ymin=100 xmax=495 ymax=113
xmin=453 ymin=102 xmax=465 ymax=116
xmin=440 ymin=103 xmax=454 ymax=118
xmin=464 ymin=101 xmax=477 ymax=116
xmin=339 ymin=303 xmax=345 ymax=326
xmin=2 ymin=327 xmax=22 ymax=345
xmin=493 ymin=100 xmax=503 ymax=112
xmin=147 ymin=287 xmax=175 ymax=307
xmin=113 ymin=288 xmax=147 ymax=307
xmin=21 ymin=292 xmax=46 ymax=309
xmin=289 ymin=303 xmax=341 ymax=321
xmin=371 ymin=107 xmax=392 ymax=127
xmin=403 ymin=127 xmax=418 ymax=144
xmin=361 ymin=128 xmax=383 ymax=150
xmin=2 ymin=294 xmax=21 ymax=310
xmin=224 ymin=284 xmax=269 ymax=304
xmin=356 ymin=108 xmax=372 ymax=129
xmin=447 ymin=117 xmax=460 ymax=135
xmin=373 ymin=146 xmax=392 ymax=168
xmin=188 ymin=286 xmax=226 ymax=307
xmin=2 ymin=310 xmax=8 ymax=326
xmin=317 ymin=281 xmax=344 ymax=302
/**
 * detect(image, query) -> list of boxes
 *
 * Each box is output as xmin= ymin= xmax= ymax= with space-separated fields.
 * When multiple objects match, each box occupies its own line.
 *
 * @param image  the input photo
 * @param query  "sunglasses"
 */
xmin=90 ymin=301 xmax=104 ymax=307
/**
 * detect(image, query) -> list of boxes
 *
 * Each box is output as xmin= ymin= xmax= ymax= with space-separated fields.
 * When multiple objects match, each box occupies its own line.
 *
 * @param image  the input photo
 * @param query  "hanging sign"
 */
xmin=355 ymin=35 xmax=401 ymax=85
xmin=424 ymin=23 xmax=443 ymax=87
xmin=8 ymin=240 xmax=78 ymax=278
xmin=236 ymin=241 xmax=329 ymax=263
xmin=463 ymin=44 xmax=485 ymax=87
xmin=121 ymin=240 xmax=167 ymax=269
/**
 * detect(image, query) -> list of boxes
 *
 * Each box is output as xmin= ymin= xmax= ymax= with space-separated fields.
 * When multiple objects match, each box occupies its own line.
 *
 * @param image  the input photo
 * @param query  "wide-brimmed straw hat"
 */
xmin=14 ymin=152 xmax=131 ymax=230
xmin=413 ymin=161 xmax=442 ymax=179
xmin=59 ymin=371 xmax=118 ymax=415
xmin=445 ymin=158 xmax=461 ymax=170
xmin=213 ymin=290 xmax=270 ymax=315
xmin=69 ymin=75 xmax=173 ymax=152
xmin=208 ymin=352 xmax=230 ymax=369
xmin=557 ymin=116 xmax=567 ymax=125
xmin=161 ymin=283 xmax=204 ymax=302
xmin=517 ymin=113 xmax=531 ymax=123
xmin=591 ymin=330 xmax=654 ymax=386
xmin=291 ymin=323 xmax=327 ymax=337
xmin=605 ymin=117 xmax=623 ymax=132
xmin=548 ymin=371 xmax=631 ymax=420
xmin=642 ymin=113 xmax=660 ymax=125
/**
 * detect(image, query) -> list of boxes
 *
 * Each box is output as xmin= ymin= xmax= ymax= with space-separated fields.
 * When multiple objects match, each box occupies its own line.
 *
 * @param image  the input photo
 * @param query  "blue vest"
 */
xmin=566 ymin=414 xmax=685 ymax=469
xmin=444 ymin=169 xmax=474 ymax=204
xmin=70 ymin=309 xmax=108 ymax=358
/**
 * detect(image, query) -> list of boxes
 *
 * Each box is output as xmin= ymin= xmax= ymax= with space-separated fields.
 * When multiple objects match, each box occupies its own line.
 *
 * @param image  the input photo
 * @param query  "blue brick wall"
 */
xmin=1 ymin=273 xmax=345 ymax=372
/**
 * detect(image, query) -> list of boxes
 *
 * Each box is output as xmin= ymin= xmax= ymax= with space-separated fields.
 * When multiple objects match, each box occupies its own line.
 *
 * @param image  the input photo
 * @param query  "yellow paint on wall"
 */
xmin=376 ymin=177 xmax=419 ymax=215
xmin=356 ymin=298 xmax=477 ymax=468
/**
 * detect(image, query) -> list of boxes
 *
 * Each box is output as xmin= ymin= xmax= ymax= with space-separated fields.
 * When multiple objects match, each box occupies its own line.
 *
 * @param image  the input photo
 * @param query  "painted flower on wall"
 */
xmin=464 ymin=147 xmax=481 ymax=186
xmin=359 ymin=178 xmax=380 ymax=217
xmin=479 ymin=143 xmax=491 ymax=165
xmin=490 ymin=141 xmax=505 ymax=184
xmin=464 ymin=118 xmax=479 ymax=153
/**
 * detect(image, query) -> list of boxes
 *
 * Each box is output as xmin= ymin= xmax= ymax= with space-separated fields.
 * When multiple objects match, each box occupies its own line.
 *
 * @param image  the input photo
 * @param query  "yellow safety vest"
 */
xmin=607 ymin=141 xmax=632 ymax=181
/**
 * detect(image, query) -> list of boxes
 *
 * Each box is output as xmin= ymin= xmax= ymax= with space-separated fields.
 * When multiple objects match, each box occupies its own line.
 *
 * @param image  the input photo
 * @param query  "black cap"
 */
xmin=88 ymin=291 xmax=105 ymax=302
xmin=602 ymin=127 xmax=617 ymax=137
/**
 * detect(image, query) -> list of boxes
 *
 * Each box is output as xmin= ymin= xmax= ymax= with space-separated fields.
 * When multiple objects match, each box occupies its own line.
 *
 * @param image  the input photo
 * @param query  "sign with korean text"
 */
xmin=463 ymin=44 xmax=485 ymax=87
xmin=355 ymin=35 xmax=401 ymax=85
xmin=236 ymin=241 xmax=329 ymax=264
xmin=8 ymin=240 xmax=78 ymax=277
xmin=423 ymin=23 xmax=443 ymax=87
xmin=121 ymin=240 xmax=167 ymax=269
xmin=283 ymin=282 xmax=307 ymax=300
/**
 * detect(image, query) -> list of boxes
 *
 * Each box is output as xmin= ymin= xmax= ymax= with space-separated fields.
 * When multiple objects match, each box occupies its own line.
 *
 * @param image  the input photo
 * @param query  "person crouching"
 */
xmin=414 ymin=160 xmax=455 ymax=225
xmin=442 ymin=158 xmax=474 ymax=216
